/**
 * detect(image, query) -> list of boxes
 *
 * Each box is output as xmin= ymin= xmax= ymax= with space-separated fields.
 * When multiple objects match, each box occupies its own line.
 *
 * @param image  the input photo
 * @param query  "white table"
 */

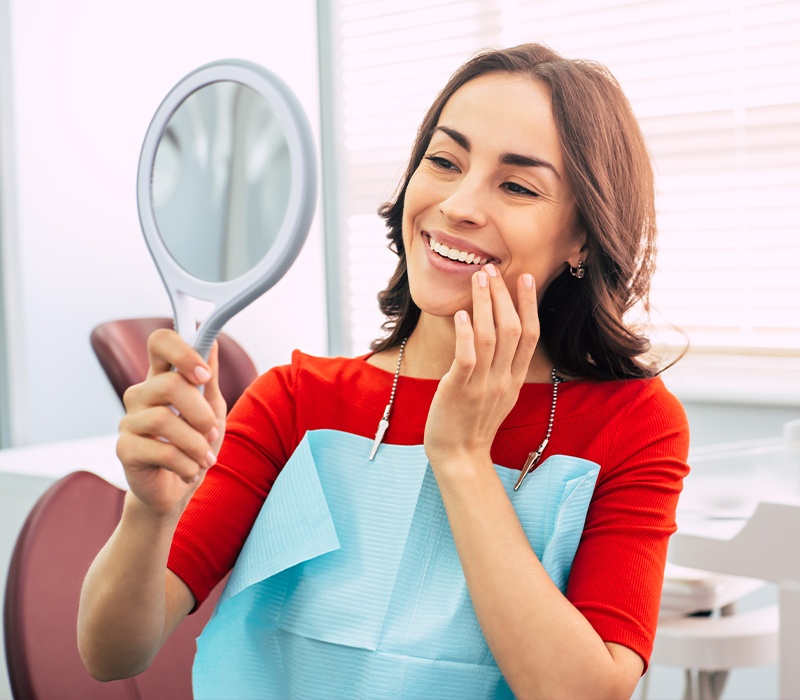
xmin=0 ymin=433 xmax=123 ymax=487
xmin=670 ymin=502 xmax=800 ymax=699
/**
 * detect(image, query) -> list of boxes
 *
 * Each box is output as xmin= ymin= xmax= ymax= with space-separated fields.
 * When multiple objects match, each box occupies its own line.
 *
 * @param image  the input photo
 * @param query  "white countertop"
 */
xmin=0 ymin=434 xmax=126 ymax=488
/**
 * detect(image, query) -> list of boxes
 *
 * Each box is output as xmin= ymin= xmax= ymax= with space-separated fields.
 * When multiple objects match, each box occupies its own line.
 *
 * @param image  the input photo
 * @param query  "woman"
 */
xmin=79 ymin=43 xmax=688 ymax=699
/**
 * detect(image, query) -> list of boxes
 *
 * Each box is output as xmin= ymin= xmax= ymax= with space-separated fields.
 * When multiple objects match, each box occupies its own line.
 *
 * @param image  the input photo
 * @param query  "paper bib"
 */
xmin=193 ymin=429 xmax=599 ymax=699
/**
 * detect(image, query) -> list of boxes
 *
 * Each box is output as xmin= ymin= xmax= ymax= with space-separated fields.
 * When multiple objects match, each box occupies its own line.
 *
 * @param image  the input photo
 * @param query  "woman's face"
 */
xmin=402 ymin=72 xmax=585 ymax=318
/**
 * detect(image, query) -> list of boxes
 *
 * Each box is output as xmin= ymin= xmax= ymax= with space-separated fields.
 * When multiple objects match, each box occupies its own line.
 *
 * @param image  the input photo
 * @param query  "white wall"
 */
xmin=2 ymin=0 xmax=325 ymax=447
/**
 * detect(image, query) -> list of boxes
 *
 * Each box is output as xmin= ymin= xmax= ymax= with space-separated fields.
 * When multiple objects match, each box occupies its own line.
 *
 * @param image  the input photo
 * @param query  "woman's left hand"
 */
xmin=424 ymin=264 xmax=540 ymax=469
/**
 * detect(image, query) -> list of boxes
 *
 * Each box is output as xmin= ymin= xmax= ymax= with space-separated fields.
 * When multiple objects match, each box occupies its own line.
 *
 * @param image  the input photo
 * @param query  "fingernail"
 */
xmin=484 ymin=263 xmax=498 ymax=277
xmin=456 ymin=310 xmax=469 ymax=323
xmin=477 ymin=271 xmax=488 ymax=288
xmin=205 ymin=451 xmax=217 ymax=468
xmin=194 ymin=366 xmax=212 ymax=383
xmin=208 ymin=426 xmax=220 ymax=443
xmin=522 ymin=273 xmax=533 ymax=289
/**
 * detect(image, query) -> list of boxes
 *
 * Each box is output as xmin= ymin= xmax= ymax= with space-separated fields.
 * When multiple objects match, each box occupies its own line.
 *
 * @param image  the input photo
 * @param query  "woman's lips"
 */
xmin=423 ymin=232 xmax=499 ymax=267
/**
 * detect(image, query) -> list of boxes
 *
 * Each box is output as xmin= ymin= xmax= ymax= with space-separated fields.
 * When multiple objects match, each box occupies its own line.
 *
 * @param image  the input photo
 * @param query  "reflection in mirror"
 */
xmin=151 ymin=81 xmax=290 ymax=283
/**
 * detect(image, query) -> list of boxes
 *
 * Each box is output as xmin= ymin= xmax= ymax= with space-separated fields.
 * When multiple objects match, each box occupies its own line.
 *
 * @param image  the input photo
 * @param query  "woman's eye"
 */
xmin=503 ymin=181 xmax=539 ymax=197
xmin=424 ymin=155 xmax=458 ymax=171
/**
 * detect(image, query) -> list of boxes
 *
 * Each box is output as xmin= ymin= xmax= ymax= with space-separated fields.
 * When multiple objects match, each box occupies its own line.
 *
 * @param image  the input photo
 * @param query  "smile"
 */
xmin=425 ymin=234 xmax=499 ymax=266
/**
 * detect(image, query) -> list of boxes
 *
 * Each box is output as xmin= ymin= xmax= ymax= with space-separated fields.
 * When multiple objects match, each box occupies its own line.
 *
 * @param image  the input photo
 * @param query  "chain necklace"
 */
xmin=368 ymin=338 xmax=564 ymax=490
xmin=368 ymin=337 xmax=408 ymax=460
xmin=513 ymin=368 xmax=566 ymax=491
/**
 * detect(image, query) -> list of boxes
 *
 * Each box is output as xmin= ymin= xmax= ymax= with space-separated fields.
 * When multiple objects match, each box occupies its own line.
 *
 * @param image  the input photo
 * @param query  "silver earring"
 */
xmin=569 ymin=260 xmax=586 ymax=279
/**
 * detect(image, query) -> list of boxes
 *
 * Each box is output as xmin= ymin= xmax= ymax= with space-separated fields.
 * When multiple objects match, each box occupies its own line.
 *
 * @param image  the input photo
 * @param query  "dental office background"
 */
xmin=0 ymin=0 xmax=797 ymax=698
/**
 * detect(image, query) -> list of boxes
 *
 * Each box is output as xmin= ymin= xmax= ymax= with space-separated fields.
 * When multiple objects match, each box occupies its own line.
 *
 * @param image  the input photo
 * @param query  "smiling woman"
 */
xmin=375 ymin=47 xmax=657 ymax=383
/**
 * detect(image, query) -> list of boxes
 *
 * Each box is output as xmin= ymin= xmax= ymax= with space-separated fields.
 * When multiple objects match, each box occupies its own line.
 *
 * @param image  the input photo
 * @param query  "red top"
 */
xmin=168 ymin=351 xmax=689 ymax=666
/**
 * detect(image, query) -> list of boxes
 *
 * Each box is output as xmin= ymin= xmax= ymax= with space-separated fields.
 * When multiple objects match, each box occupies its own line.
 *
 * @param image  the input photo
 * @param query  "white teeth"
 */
xmin=428 ymin=237 xmax=487 ymax=265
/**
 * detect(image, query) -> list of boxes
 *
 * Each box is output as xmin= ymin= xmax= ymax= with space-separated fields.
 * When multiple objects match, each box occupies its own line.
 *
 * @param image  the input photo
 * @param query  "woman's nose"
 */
xmin=438 ymin=176 xmax=488 ymax=227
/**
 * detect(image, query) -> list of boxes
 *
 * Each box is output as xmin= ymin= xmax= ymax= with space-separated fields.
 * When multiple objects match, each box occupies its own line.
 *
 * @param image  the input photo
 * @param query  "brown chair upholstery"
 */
xmin=90 ymin=317 xmax=258 ymax=413
xmin=4 ymin=470 xmax=225 ymax=700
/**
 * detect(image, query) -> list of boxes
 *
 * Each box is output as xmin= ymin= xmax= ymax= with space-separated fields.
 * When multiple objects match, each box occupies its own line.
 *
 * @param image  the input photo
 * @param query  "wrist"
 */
xmin=123 ymin=490 xmax=185 ymax=531
xmin=427 ymin=448 xmax=494 ymax=481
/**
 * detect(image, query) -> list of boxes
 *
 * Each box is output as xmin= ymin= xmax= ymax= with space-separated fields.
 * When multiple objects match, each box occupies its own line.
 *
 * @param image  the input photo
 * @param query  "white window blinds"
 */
xmin=324 ymin=0 xmax=800 ymax=357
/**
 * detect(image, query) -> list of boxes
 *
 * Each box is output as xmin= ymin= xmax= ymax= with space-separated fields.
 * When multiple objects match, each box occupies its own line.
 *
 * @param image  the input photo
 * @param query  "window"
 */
xmin=320 ymin=0 xmax=800 ymax=399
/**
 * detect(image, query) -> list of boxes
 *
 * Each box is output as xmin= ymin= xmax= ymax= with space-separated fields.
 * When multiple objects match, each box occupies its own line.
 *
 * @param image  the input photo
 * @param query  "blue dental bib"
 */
xmin=193 ymin=429 xmax=599 ymax=699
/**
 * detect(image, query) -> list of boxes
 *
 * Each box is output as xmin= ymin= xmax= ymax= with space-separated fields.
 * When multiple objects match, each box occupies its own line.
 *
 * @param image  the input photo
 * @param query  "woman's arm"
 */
xmin=433 ymin=460 xmax=643 ymax=700
xmin=78 ymin=331 xmax=226 ymax=680
xmin=78 ymin=498 xmax=195 ymax=679
xmin=424 ymin=267 xmax=644 ymax=700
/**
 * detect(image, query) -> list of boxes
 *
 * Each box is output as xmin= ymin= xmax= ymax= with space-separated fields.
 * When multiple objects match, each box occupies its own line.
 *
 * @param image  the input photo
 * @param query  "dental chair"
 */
xmin=4 ymin=470 xmax=226 ymax=699
xmin=90 ymin=317 xmax=258 ymax=412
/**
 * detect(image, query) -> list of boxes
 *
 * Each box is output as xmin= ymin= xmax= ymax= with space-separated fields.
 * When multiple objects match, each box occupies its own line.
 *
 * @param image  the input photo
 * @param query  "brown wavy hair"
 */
xmin=372 ymin=43 xmax=659 ymax=380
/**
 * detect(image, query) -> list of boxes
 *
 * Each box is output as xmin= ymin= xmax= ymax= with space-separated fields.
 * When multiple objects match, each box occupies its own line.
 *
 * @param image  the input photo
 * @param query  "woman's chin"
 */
xmin=413 ymin=301 xmax=472 ymax=322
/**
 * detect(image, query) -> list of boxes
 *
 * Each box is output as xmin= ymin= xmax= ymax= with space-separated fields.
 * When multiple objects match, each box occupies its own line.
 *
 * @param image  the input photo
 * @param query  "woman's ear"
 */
xmin=567 ymin=224 xmax=589 ymax=270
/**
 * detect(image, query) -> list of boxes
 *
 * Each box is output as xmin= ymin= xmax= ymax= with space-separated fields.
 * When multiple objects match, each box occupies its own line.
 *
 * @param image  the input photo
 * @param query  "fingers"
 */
xmin=124 ymin=370 xmax=218 ymax=433
xmin=118 ymin=392 xmax=219 ymax=485
xmin=146 ymin=328 xmax=212 ymax=387
xmin=510 ymin=273 xmax=540 ymax=380
xmin=483 ymin=264 xmax=522 ymax=372
xmin=118 ymin=407 xmax=217 ymax=484
xmin=128 ymin=329 xmax=220 ymax=429
xmin=467 ymin=264 xmax=539 ymax=382
xmin=119 ymin=329 xmax=224 ymax=484
xmin=204 ymin=342 xmax=226 ymax=413
xmin=445 ymin=310 xmax=477 ymax=385
xmin=203 ymin=342 xmax=227 ymax=452
xmin=469 ymin=267 xmax=496 ymax=378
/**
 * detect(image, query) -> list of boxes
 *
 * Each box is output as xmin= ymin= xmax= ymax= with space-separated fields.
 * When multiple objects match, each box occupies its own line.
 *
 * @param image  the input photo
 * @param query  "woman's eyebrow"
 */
xmin=434 ymin=125 xmax=561 ymax=181
xmin=500 ymin=152 xmax=562 ymax=181
xmin=435 ymin=125 xmax=471 ymax=151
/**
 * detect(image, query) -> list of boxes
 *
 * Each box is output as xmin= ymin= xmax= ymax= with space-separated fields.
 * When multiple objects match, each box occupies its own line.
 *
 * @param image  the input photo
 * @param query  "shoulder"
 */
xmin=601 ymin=376 xmax=690 ymax=470
xmin=246 ymin=350 xmax=371 ymax=385
xmin=243 ymin=349 xmax=391 ymax=407
xmin=608 ymin=375 xmax=688 ymax=441
xmin=556 ymin=374 xmax=690 ymax=468
xmin=619 ymin=375 xmax=688 ymax=436
xmin=288 ymin=349 xmax=383 ymax=389
xmin=566 ymin=374 xmax=686 ymax=423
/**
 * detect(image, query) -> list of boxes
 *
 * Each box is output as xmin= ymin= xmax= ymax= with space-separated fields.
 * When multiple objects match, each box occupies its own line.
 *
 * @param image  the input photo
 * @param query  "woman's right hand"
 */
xmin=116 ymin=329 xmax=227 ymax=518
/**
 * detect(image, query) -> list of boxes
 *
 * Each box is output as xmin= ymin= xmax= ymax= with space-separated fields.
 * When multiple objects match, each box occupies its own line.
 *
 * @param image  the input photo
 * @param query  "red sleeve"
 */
xmin=167 ymin=353 xmax=300 ymax=609
xmin=566 ymin=380 xmax=690 ymax=669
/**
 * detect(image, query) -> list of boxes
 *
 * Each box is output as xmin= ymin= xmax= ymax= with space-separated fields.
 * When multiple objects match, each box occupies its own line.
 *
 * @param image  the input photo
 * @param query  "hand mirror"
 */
xmin=137 ymin=59 xmax=317 ymax=360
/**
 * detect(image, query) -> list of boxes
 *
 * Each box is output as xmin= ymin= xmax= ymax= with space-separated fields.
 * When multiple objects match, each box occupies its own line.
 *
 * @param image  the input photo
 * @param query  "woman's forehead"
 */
xmin=440 ymin=72 xmax=551 ymax=120
xmin=434 ymin=74 xmax=565 ymax=172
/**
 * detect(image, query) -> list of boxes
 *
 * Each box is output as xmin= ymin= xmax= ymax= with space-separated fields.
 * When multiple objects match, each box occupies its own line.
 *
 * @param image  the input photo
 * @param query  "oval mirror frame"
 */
xmin=137 ymin=59 xmax=317 ymax=359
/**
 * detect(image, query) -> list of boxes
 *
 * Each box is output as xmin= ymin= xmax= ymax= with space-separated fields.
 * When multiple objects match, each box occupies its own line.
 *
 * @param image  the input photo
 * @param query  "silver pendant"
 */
xmin=513 ymin=437 xmax=549 ymax=491
xmin=369 ymin=417 xmax=390 ymax=460
xmin=369 ymin=338 xmax=407 ymax=462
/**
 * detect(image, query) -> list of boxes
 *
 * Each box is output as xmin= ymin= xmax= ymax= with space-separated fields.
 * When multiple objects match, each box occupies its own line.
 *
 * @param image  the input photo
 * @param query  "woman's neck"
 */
xmin=380 ymin=312 xmax=556 ymax=383
xmin=402 ymin=315 xmax=457 ymax=379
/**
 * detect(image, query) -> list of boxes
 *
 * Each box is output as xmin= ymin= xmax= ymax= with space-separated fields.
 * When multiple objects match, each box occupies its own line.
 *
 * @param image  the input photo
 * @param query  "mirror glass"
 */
xmin=151 ymin=82 xmax=290 ymax=283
